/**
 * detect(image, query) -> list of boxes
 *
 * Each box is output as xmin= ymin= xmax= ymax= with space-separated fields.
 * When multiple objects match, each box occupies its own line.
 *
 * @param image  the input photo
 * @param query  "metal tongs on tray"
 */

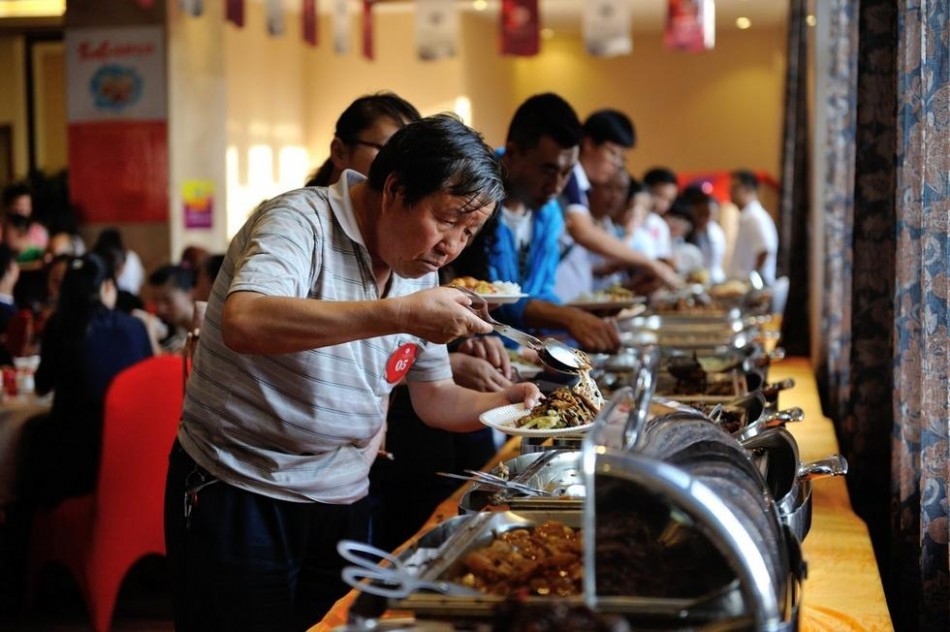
xmin=454 ymin=287 xmax=586 ymax=373
xmin=436 ymin=469 xmax=552 ymax=497
xmin=337 ymin=540 xmax=481 ymax=599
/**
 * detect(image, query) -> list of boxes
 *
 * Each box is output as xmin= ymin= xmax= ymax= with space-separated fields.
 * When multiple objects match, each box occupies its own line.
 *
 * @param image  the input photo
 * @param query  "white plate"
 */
xmin=479 ymin=403 xmax=595 ymax=437
xmin=567 ymin=297 xmax=646 ymax=311
xmin=481 ymin=293 xmax=529 ymax=305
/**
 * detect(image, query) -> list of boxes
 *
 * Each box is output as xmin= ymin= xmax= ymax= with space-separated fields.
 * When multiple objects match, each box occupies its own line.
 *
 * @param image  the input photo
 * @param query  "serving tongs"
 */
xmin=337 ymin=540 xmax=481 ymax=599
xmin=435 ymin=470 xmax=552 ymax=497
xmin=455 ymin=287 xmax=586 ymax=373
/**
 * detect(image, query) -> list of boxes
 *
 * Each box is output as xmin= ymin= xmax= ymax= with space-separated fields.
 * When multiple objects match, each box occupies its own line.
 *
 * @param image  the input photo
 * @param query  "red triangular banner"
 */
xmin=303 ymin=0 xmax=318 ymax=46
xmin=226 ymin=0 xmax=245 ymax=28
xmin=362 ymin=0 xmax=375 ymax=60
xmin=500 ymin=0 xmax=540 ymax=56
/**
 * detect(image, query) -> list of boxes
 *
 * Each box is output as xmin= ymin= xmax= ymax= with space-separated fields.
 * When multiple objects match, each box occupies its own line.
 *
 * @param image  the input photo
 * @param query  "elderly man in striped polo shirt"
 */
xmin=164 ymin=114 xmax=542 ymax=631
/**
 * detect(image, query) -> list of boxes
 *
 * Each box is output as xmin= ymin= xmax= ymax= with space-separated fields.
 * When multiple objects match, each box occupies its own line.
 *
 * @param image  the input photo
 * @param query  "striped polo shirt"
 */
xmin=178 ymin=171 xmax=452 ymax=504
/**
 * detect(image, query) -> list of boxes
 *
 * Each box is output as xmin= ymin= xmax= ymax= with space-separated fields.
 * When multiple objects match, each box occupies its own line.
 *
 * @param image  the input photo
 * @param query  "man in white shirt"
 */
xmin=688 ymin=191 xmax=727 ymax=283
xmin=642 ymin=167 xmax=678 ymax=262
xmin=554 ymin=111 xmax=680 ymax=302
xmin=726 ymin=169 xmax=778 ymax=284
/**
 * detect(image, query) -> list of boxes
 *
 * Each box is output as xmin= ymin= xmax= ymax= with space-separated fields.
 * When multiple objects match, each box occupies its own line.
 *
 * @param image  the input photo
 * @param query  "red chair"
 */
xmin=25 ymin=355 xmax=184 ymax=632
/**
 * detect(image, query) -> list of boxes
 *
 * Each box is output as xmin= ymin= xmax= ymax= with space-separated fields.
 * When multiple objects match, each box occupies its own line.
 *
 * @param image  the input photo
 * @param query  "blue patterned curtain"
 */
xmin=891 ymin=1 xmax=950 ymax=629
xmin=817 ymin=0 xmax=949 ymax=628
xmin=844 ymin=0 xmax=897 ymax=595
xmin=777 ymin=0 xmax=811 ymax=356
xmin=816 ymin=0 xmax=858 ymax=427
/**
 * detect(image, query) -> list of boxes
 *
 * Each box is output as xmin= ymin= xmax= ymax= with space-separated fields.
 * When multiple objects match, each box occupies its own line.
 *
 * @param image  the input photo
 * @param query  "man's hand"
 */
xmin=501 ymin=381 xmax=543 ymax=409
xmin=563 ymin=309 xmax=620 ymax=353
xmin=649 ymin=260 xmax=684 ymax=290
xmin=397 ymin=287 xmax=493 ymax=343
xmin=456 ymin=335 xmax=512 ymax=379
xmin=450 ymin=353 xmax=512 ymax=392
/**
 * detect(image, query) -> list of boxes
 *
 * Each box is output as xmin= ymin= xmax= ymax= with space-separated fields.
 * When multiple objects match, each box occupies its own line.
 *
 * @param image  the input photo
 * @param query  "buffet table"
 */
xmin=313 ymin=357 xmax=892 ymax=631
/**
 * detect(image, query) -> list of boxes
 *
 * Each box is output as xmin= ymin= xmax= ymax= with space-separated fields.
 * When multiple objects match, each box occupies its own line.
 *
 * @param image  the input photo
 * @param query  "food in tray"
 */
xmin=652 ymin=291 xmax=721 ymax=315
xmin=572 ymin=284 xmax=636 ymax=303
xmin=493 ymin=597 xmax=631 ymax=632
xmin=707 ymin=279 xmax=750 ymax=298
xmin=685 ymin=268 xmax=711 ymax=285
xmin=696 ymin=403 xmax=745 ymax=434
xmin=595 ymin=492 xmax=734 ymax=598
xmin=454 ymin=520 xmax=583 ymax=596
xmin=448 ymin=276 xmax=522 ymax=295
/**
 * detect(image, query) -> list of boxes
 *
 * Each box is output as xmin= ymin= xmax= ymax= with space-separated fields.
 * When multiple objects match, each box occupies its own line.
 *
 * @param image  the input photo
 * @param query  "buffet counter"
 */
xmin=313 ymin=357 xmax=892 ymax=631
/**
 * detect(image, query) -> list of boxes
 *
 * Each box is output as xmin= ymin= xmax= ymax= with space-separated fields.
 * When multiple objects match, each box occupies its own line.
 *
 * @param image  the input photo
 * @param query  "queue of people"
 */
xmin=0 ymin=89 xmax=781 ymax=631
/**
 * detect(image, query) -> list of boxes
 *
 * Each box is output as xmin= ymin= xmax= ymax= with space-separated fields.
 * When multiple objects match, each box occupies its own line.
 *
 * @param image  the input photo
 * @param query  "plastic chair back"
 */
xmin=26 ymin=355 xmax=184 ymax=632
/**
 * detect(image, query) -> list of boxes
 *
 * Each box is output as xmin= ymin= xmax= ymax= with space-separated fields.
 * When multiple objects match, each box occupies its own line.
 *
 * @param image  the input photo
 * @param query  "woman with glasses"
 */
xmin=305 ymin=92 xmax=422 ymax=187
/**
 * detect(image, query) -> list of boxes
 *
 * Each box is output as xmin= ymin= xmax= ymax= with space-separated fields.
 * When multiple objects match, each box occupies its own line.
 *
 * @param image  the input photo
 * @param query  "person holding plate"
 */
xmin=450 ymin=93 xmax=620 ymax=352
xmin=164 ymin=114 xmax=541 ymax=631
xmin=301 ymin=92 xmax=519 ymax=553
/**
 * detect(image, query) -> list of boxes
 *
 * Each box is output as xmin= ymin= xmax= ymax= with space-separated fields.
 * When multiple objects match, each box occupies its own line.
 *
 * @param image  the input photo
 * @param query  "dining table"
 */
xmin=0 ymin=393 xmax=53 ymax=507
xmin=313 ymin=357 xmax=893 ymax=631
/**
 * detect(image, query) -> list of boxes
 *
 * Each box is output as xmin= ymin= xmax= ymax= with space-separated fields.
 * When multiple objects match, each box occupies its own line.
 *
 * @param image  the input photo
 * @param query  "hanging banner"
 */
xmin=303 ymin=0 xmax=318 ymax=46
xmin=664 ymin=0 xmax=716 ymax=52
xmin=66 ymin=26 xmax=166 ymax=122
xmin=500 ymin=0 xmax=539 ymax=57
xmin=183 ymin=180 xmax=215 ymax=229
xmin=266 ymin=0 xmax=285 ymax=36
xmin=66 ymin=26 xmax=168 ymax=223
xmin=415 ymin=0 xmax=458 ymax=61
xmin=583 ymin=0 xmax=631 ymax=57
xmin=226 ymin=0 xmax=245 ymax=28
xmin=333 ymin=0 xmax=350 ymax=54
xmin=362 ymin=0 xmax=374 ymax=60
xmin=179 ymin=0 xmax=203 ymax=17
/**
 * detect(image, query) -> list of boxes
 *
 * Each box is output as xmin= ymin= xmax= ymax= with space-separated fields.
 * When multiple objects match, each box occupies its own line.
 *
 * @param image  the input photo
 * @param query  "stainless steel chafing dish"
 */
xmin=345 ymin=386 xmax=806 ymax=631
xmin=616 ymin=312 xmax=772 ymax=349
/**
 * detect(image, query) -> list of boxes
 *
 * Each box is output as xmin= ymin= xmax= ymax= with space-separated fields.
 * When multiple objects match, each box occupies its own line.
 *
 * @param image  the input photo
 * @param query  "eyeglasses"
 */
xmin=352 ymin=139 xmax=385 ymax=151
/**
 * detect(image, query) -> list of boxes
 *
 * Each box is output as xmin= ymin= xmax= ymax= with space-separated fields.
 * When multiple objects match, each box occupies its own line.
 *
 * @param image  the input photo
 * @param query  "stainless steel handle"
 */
xmin=798 ymin=454 xmax=849 ymax=481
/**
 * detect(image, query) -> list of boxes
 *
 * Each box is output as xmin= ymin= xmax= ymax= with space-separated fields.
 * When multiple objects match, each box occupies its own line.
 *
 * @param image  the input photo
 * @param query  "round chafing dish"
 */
xmin=741 ymin=427 xmax=848 ymax=541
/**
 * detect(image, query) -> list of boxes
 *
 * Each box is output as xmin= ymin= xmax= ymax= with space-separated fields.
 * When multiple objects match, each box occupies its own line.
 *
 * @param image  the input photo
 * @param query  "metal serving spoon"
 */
xmin=454 ymin=287 xmax=586 ymax=373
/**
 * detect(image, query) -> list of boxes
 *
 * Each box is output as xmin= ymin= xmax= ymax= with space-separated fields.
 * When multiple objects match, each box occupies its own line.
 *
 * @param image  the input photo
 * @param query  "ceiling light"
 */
xmin=0 ymin=0 xmax=65 ymax=18
xmin=472 ymin=0 xmax=487 ymax=11
xmin=736 ymin=17 xmax=752 ymax=30
xmin=806 ymin=14 xmax=817 ymax=27
xmin=541 ymin=28 xmax=554 ymax=40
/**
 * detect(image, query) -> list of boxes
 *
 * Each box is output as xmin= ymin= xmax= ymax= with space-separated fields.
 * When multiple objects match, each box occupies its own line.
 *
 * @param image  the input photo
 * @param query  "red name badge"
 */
xmin=385 ymin=343 xmax=418 ymax=383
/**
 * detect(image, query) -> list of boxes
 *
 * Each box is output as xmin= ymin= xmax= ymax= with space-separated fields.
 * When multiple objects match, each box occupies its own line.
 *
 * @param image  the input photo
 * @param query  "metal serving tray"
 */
xmin=385 ymin=510 xmax=753 ymax=627
xmin=458 ymin=451 xmax=584 ymax=513
xmin=653 ymin=369 xmax=748 ymax=403
xmin=616 ymin=313 xmax=767 ymax=349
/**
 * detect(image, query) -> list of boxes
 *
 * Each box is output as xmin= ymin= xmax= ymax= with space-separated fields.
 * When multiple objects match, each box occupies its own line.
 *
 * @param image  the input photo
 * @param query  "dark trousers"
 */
xmin=369 ymin=386 xmax=495 ymax=552
xmin=164 ymin=441 xmax=369 ymax=632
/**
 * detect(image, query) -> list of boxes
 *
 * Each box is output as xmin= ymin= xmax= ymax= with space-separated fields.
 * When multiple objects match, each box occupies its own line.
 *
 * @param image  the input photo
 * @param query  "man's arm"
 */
xmin=564 ymin=212 xmax=682 ymax=288
xmin=523 ymin=299 xmax=619 ymax=352
xmin=407 ymin=378 xmax=541 ymax=432
xmin=221 ymin=287 xmax=492 ymax=354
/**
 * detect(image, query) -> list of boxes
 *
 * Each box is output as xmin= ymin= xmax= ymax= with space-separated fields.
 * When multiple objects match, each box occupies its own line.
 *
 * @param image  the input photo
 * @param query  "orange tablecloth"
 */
xmin=313 ymin=358 xmax=893 ymax=631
